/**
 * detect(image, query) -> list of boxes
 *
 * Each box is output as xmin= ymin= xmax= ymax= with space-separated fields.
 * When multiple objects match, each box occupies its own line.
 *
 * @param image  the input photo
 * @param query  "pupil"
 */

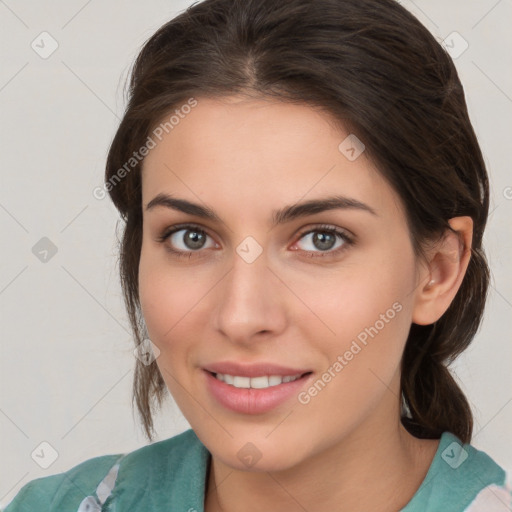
xmin=314 ymin=232 xmax=335 ymax=251
xmin=185 ymin=230 xmax=206 ymax=250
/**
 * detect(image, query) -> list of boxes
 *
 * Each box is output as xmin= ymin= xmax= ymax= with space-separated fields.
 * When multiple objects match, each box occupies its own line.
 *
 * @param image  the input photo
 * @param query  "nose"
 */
xmin=212 ymin=248 xmax=288 ymax=346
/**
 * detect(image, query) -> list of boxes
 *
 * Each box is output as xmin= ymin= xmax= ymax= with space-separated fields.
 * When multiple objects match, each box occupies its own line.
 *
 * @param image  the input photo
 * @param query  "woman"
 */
xmin=4 ymin=0 xmax=511 ymax=510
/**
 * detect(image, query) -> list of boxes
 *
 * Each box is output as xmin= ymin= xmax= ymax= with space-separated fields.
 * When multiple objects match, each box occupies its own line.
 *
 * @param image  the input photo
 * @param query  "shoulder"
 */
xmin=455 ymin=435 xmax=512 ymax=511
xmin=108 ymin=428 xmax=209 ymax=509
xmin=2 ymin=429 xmax=207 ymax=512
xmin=464 ymin=478 xmax=512 ymax=511
xmin=117 ymin=426 xmax=203 ymax=470
xmin=1 ymin=453 xmax=123 ymax=511
xmin=408 ymin=431 xmax=511 ymax=511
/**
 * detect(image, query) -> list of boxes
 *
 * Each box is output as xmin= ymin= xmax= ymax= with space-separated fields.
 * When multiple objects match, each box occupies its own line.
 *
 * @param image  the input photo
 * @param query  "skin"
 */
xmin=138 ymin=95 xmax=473 ymax=512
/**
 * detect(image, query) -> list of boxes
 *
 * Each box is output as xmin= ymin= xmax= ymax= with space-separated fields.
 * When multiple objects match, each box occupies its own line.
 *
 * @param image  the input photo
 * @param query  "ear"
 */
xmin=412 ymin=216 xmax=473 ymax=326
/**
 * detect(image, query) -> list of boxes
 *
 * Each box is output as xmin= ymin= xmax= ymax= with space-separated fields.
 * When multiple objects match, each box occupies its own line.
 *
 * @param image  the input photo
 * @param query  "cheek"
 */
xmin=138 ymin=250 xmax=215 ymax=356
xmin=291 ymin=246 xmax=415 ymax=403
xmin=293 ymin=258 xmax=413 ymax=351
xmin=293 ymin=288 xmax=410 ymax=441
xmin=139 ymin=250 xmax=184 ymax=348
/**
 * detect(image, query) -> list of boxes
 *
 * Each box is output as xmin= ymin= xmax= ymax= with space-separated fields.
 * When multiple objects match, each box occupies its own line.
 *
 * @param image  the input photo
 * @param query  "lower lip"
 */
xmin=203 ymin=370 xmax=312 ymax=414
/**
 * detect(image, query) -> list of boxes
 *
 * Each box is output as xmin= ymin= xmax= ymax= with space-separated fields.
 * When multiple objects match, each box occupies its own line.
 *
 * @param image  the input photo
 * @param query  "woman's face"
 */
xmin=139 ymin=95 xmax=426 ymax=471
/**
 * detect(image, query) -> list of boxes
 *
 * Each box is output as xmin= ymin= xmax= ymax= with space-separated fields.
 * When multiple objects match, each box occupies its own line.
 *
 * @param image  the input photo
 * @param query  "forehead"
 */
xmin=140 ymin=96 xmax=402 ymax=221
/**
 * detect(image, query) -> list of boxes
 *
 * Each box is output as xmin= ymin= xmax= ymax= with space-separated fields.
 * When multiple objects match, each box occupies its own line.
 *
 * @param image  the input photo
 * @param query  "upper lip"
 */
xmin=203 ymin=361 xmax=312 ymax=378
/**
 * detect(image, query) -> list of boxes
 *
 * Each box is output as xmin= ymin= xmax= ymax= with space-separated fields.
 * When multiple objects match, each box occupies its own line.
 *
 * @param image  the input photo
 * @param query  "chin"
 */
xmin=206 ymin=433 xmax=307 ymax=473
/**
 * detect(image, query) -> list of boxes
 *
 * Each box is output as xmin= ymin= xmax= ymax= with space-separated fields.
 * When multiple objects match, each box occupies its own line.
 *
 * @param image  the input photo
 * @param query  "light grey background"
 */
xmin=1 ymin=0 xmax=511 ymax=507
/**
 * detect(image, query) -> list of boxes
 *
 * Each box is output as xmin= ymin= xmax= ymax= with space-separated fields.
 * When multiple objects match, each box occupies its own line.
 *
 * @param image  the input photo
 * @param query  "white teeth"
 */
xmin=250 ymin=376 xmax=270 ymax=389
xmin=233 ymin=376 xmax=250 ymax=388
xmin=223 ymin=374 xmax=235 ymax=385
xmin=214 ymin=373 xmax=304 ymax=389
xmin=268 ymin=375 xmax=283 ymax=386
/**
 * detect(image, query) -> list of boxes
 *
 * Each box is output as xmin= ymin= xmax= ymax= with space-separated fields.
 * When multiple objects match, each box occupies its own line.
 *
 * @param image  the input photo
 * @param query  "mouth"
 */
xmin=203 ymin=369 xmax=314 ymax=414
xmin=205 ymin=370 xmax=313 ymax=389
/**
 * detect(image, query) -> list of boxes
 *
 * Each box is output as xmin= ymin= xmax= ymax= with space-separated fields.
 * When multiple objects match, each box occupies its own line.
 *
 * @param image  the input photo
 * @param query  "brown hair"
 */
xmin=105 ymin=0 xmax=489 ymax=443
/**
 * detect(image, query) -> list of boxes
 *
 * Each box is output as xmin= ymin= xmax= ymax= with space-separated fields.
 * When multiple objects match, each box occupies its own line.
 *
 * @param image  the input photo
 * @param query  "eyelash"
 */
xmin=156 ymin=223 xmax=355 ymax=260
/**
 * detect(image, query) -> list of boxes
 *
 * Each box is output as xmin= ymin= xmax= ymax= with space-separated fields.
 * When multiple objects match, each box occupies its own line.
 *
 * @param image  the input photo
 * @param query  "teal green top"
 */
xmin=3 ymin=429 xmax=511 ymax=511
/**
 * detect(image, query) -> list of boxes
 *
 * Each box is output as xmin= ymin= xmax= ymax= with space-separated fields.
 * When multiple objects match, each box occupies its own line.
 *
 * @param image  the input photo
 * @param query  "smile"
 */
xmin=212 ymin=372 xmax=309 ymax=389
xmin=204 ymin=370 xmax=314 ymax=414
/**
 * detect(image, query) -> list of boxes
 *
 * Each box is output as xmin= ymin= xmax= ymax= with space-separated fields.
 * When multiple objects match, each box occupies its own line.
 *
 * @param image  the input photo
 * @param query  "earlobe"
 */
xmin=412 ymin=216 xmax=473 ymax=326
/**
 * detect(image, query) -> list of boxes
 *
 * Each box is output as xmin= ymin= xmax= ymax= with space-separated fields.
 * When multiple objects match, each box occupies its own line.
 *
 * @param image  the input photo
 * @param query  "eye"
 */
xmin=157 ymin=223 xmax=354 ymax=260
xmin=157 ymin=224 xmax=217 ymax=258
xmin=292 ymin=224 xmax=354 ymax=258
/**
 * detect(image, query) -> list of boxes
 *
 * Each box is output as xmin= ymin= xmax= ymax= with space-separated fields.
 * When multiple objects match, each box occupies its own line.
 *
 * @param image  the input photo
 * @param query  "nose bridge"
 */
xmin=213 ymin=243 xmax=285 ymax=341
xmin=227 ymin=245 xmax=267 ymax=299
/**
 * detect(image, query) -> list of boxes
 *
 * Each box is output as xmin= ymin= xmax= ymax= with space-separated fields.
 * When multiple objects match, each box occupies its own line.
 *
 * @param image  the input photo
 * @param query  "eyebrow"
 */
xmin=145 ymin=193 xmax=377 ymax=226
